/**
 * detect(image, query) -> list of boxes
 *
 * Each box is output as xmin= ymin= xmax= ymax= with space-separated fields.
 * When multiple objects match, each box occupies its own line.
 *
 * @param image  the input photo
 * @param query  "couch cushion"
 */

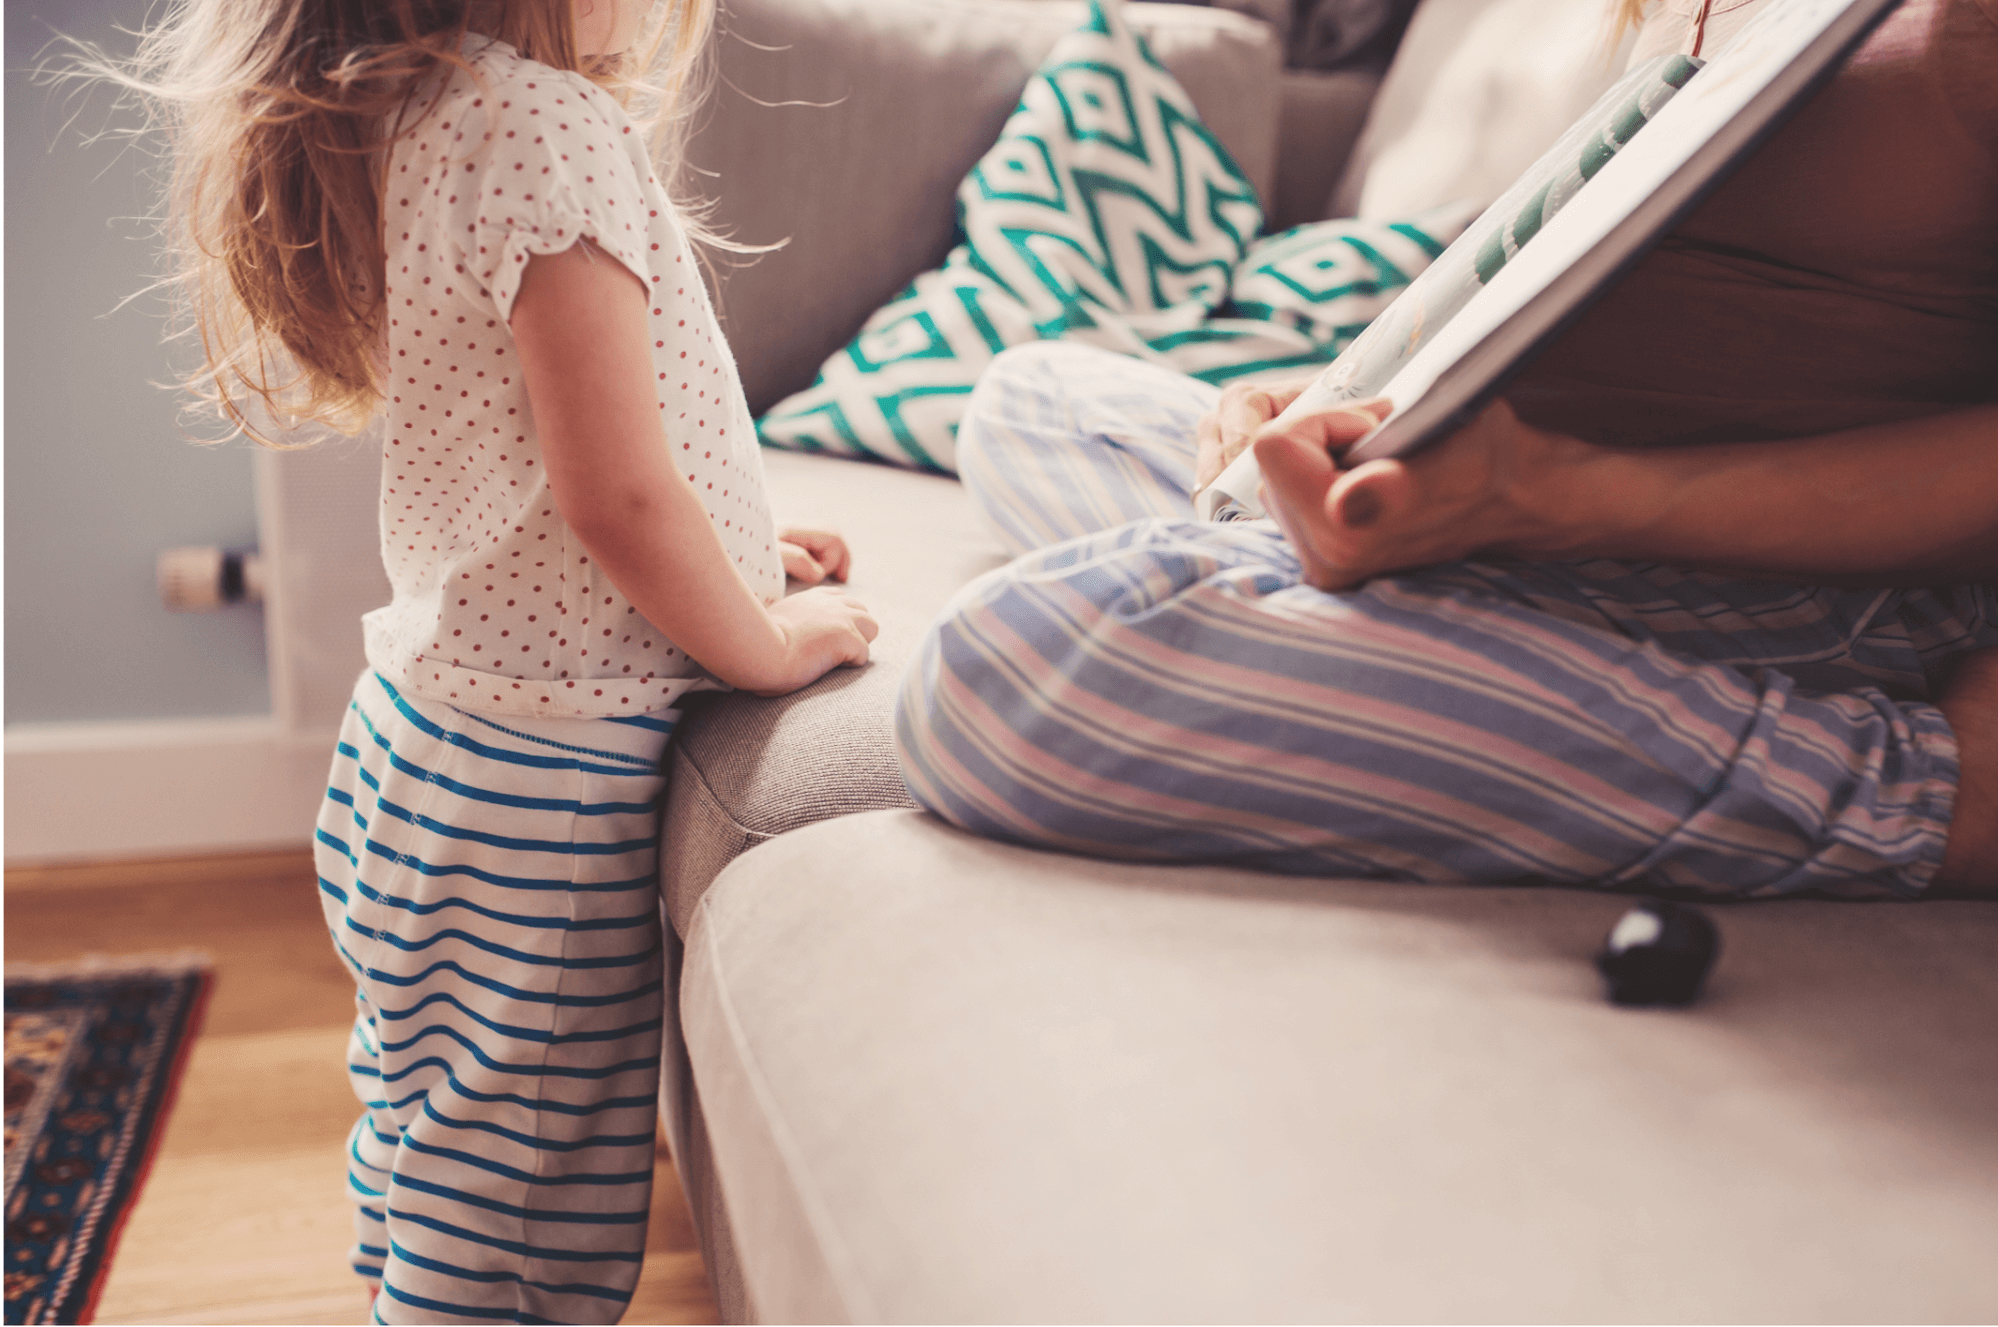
xmin=1326 ymin=0 xmax=1638 ymax=219
xmin=1267 ymin=67 xmax=1381 ymax=230
xmin=658 ymin=450 xmax=1007 ymax=934
xmin=688 ymin=0 xmax=1283 ymax=416
xmin=684 ymin=809 xmax=1998 ymax=1322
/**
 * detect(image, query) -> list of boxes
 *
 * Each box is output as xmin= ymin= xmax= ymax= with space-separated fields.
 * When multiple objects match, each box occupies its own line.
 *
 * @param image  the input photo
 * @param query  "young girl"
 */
xmin=98 ymin=0 xmax=877 ymax=1317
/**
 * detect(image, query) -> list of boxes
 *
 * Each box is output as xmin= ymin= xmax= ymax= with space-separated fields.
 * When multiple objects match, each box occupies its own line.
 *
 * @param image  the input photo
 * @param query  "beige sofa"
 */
xmin=656 ymin=0 xmax=1998 ymax=1319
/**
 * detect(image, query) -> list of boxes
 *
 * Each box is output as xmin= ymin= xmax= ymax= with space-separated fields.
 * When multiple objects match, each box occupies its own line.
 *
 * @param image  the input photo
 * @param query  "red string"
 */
xmin=1690 ymin=0 xmax=1717 ymax=57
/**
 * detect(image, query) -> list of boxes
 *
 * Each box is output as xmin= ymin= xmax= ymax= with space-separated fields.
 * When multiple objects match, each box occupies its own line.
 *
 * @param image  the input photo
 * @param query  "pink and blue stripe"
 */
xmin=896 ymin=343 xmax=1992 ymax=897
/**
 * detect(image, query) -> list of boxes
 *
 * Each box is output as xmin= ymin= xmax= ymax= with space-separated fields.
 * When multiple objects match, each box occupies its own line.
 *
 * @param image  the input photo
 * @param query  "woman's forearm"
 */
xmin=1515 ymin=406 xmax=1998 ymax=585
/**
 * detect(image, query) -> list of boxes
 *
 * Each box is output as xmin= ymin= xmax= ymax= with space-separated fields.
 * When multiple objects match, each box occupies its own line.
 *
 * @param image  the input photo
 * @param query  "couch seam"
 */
xmin=692 ymin=892 xmax=882 ymax=1324
xmin=674 ymin=744 xmax=763 ymax=840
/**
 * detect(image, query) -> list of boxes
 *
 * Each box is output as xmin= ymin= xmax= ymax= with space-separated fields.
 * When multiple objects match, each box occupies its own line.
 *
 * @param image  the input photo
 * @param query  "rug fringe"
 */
xmin=4 ymin=949 xmax=215 ymax=982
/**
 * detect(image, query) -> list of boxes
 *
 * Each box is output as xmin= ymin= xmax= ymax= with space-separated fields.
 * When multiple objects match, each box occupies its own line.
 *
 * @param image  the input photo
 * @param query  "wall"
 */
xmin=4 ymin=0 xmax=271 ymax=728
xmin=1 ymin=0 xmax=340 ymax=862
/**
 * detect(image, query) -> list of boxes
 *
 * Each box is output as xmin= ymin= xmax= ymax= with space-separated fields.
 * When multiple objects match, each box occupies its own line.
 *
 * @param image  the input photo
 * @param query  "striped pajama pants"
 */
xmin=314 ymin=671 xmax=675 ymax=1324
xmin=896 ymin=342 xmax=1996 ymax=897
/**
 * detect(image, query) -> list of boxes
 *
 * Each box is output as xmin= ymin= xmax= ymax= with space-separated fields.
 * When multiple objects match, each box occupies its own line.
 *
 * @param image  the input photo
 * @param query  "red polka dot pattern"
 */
xmin=366 ymin=37 xmax=783 ymax=721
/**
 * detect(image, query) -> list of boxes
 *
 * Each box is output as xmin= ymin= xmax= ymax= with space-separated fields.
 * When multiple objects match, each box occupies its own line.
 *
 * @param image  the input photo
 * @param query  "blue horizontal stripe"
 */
xmin=348 ymin=701 xmax=662 ymax=815
xmin=377 ymin=1282 xmax=520 ymax=1322
xmin=347 ymin=916 xmax=653 ymax=971
xmin=369 ymin=674 xmax=660 ymax=777
xmin=349 ymin=1136 xmax=391 ymax=1176
xmin=388 ymin=1240 xmax=633 ymax=1303
xmin=421 ymin=1097 xmax=655 ymax=1144
xmin=361 ymin=834 xmax=656 ymax=892
xmin=350 ymin=955 xmax=661 ymax=1007
xmin=463 ymin=709 xmax=662 ymax=768
xmin=373 ymin=990 xmax=662 ymax=1047
xmin=318 ymin=827 xmax=358 ymax=868
xmin=385 ymin=1205 xmax=646 ymax=1264
xmin=400 ymin=1135 xmax=651 ymax=1187
xmin=355 ymin=773 xmax=654 ymax=857
xmin=393 ymin=1173 xmax=649 ymax=1225
xmin=348 ymin=873 xmax=652 ymax=931
xmin=376 ymin=1024 xmax=659 ymax=1082
xmin=602 ymin=712 xmax=676 ymax=733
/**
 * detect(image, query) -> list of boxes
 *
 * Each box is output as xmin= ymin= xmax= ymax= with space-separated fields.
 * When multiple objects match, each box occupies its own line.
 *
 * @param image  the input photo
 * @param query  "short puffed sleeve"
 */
xmin=445 ymin=73 xmax=654 ymax=322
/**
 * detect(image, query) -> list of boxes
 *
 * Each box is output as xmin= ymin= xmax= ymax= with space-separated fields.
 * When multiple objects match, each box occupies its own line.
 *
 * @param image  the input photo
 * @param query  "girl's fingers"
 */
xmin=816 ymin=534 xmax=851 ymax=581
xmin=778 ymin=527 xmax=852 ymax=580
xmin=779 ymin=541 xmax=827 ymax=585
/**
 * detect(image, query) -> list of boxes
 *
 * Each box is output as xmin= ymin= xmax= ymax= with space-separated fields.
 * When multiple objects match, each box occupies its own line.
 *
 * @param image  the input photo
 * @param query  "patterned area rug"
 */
xmin=4 ymin=953 xmax=210 ymax=1325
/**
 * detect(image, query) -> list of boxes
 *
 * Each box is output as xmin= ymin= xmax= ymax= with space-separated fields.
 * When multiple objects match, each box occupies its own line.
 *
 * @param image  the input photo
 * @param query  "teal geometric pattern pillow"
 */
xmin=1229 ymin=200 xmax=1477 ymax=349
xmin=754 ymin=0 xmax=1466 ymax=472
xmin=758 ymin=0 xmax=1257 ymax=472
xmin=1153 ymin=199 xmax=1476 ymax=385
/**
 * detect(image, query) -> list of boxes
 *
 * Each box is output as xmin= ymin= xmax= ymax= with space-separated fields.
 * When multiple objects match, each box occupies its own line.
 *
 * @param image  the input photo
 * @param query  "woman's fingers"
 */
xmin=1194 ymin=376 xmax=1324 ymax=493
xmin=1252 ymin=428 xmax=1349 ymax=589
xmin=1194 ymin=409 xmax=1225 ymax=491
xmin=1328 ymin=459 xmax=1410 ymax=536
xmin=1253 ymin=402 xmax=1414 ymax=589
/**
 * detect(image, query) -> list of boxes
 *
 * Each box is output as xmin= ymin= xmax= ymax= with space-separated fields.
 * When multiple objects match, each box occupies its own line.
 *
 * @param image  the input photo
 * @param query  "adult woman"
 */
xmin=893 ymin=0 xmax=1996 ymax=897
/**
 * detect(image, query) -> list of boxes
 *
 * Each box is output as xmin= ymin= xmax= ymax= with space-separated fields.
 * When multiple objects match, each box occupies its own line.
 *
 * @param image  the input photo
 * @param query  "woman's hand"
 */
xmin=1253 ymin=396 xmax=1581 ymax=590
xmin=778 ymin=524 xmax=853 ymax=585
xmin=1254 ymin=394 xmax=1998 ymax=591
xmin=1193 ymin=374 xmax=1316 ymax=494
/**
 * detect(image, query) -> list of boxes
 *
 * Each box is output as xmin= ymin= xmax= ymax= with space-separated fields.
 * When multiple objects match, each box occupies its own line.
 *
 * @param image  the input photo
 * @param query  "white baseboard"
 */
xmin=3 ymin=717 xmax=339 ymax=865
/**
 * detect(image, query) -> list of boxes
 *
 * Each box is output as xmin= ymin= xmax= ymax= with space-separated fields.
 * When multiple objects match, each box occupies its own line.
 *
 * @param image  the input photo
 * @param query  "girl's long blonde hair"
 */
xmin=53 ymin=0 xmax=717 ymax=443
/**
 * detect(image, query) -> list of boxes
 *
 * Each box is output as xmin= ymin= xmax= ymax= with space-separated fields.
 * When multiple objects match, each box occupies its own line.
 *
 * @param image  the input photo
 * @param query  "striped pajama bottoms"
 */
xmin=314 ymin=671 xmax=675 ymax=1324
xmin=897 ymin=342 xmax=1996 ymax=897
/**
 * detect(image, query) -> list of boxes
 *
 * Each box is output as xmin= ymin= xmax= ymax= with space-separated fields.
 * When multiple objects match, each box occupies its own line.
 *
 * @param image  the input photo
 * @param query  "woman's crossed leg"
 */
xmin=896 ymin=344 xmax=1993 ymax=897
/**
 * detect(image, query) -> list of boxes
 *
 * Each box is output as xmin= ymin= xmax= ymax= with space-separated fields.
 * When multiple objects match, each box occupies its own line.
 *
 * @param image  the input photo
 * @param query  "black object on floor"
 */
xmin=1595 ymin=901 xmax=1721 ymax=1007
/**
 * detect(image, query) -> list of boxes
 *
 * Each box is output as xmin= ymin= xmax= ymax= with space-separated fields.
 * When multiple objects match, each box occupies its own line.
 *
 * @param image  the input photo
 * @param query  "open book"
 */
xmin=1195 ymin=0 xmax=1902 ymax=522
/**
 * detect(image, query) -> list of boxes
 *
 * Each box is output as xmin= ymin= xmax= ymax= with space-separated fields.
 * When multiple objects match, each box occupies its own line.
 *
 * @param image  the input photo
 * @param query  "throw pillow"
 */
xmin=757 ymin=0 xmax=1260 ymax=472
xmin=1135 ymin=201 xmax=1472 ymax=385
xmin=755 ymin=0 xmax=1468 ymax=471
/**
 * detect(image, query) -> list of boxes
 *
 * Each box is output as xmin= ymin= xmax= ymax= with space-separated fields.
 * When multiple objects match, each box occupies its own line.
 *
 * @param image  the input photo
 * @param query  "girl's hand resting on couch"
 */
xmin=779 ymin=525 xmax=854 ymax=585
xmin=750 ymin=585 xmax=879 ymax=698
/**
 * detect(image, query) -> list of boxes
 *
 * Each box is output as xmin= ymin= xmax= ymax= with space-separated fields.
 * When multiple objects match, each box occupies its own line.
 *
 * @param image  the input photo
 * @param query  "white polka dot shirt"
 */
xmin=361 ymin=37 xmax=783 ymax=719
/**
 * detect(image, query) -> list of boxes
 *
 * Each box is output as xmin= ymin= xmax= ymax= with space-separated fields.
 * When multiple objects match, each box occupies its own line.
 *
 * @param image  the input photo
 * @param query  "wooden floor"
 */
xmin=4 ymin=849 xmax=720 ymax=1325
